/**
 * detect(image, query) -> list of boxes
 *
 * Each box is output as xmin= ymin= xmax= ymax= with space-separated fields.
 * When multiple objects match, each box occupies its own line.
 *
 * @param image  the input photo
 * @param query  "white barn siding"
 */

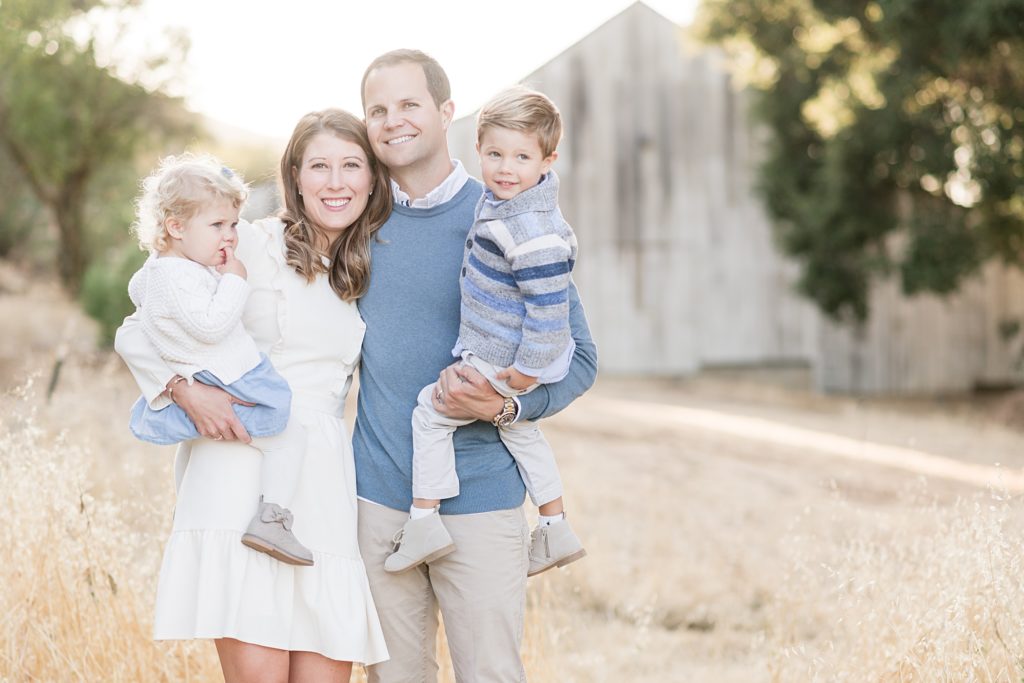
xmin=448 ymin=3 xmax=817 ymax=377
xmin=447 ymin=1 xmax=1024 ymax=394
xmin=817 ymin=264 xmax=1024 ymax=393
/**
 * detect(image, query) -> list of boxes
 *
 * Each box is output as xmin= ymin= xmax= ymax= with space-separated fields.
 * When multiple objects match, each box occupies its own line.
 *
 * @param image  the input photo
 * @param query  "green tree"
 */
xmin=80 ymin=240 xmax=146 ymax=346
xmin=0 ymin=0 xmax=193 ymax=292
xmin=0 ymin=142 xmax=41 ymax=259
xmin=698 ymin=0 xmax=1024 ymax=321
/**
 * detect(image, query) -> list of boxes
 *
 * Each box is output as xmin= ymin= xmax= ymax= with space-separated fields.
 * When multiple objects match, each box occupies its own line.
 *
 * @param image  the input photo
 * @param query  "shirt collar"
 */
xmin=391 ymin=159 xmax=470 ymax=209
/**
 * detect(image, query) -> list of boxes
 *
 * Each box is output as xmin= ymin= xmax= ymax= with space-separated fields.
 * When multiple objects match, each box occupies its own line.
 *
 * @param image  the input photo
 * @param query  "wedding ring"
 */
xmin=436 ymin=389 xmax=444 ymax=401
xmin=214 ymin=435 xmax=224 ymax=441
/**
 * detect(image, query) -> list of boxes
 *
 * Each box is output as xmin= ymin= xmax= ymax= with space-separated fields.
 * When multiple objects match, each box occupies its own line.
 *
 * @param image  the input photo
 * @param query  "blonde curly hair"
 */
xmin=132 ymin=153 xmax=249 ymax=254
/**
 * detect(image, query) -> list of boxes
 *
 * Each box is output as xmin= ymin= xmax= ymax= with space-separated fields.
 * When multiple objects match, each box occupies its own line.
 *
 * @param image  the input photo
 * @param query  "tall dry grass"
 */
xmin=767 ymin=486 xmax=1024 ymax=682
xmin=0 ymin=273 xmax=559 ymax=681
xmin=0 ymin=383 xmax=221 ymax=681
xmin=0 ymin=378 xmax=559 ymax=682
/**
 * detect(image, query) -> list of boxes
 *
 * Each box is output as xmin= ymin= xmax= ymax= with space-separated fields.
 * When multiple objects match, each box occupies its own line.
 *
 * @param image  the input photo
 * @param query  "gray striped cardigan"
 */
xmin=456 ymin=171 xmax=578 ymax=374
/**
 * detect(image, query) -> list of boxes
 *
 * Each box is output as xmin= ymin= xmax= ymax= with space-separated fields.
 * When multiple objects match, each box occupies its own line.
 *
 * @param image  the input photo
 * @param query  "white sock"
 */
xmin=538 ymin=513 xmax=564 ymax=527
xmin=410 ymin=505 xmax=436 ymax=520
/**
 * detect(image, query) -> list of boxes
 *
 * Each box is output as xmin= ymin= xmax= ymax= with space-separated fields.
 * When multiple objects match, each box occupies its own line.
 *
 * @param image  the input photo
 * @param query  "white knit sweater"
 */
xmin=127 ymin=256 xmax=261 ymax=385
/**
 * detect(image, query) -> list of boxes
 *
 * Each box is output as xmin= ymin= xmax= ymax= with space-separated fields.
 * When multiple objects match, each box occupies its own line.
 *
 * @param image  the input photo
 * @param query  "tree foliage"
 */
xmin=697 ymin=0 xmax=1024 ymax=321
xmin=80 ymin=240 xmax=145 ymax=346
xmin=0 ymin=0 xmax=194 ymax=292
xmin=0 ymin=143 xmax=40 ymax=258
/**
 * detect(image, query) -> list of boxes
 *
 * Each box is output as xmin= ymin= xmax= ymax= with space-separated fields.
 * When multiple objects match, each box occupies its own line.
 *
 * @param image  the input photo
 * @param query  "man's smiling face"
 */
xmin=362 ymin=61 xmax=452 ymax=173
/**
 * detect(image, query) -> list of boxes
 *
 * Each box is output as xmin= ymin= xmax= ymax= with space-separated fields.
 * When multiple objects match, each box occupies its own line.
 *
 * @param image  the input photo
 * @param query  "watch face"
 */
xmin=493 ymin=398 xmax=517 ymax=428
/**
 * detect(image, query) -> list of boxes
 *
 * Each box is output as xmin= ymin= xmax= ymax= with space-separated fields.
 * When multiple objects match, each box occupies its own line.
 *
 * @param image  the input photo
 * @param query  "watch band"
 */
xmin=491 ymin=396 xmax=518 ymax=427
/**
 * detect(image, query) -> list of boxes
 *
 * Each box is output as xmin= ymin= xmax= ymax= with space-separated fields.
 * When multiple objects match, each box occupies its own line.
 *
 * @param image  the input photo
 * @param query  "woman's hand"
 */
xmin=496 ymin=367 xmax=537 ymax=392
xmin=170 ymin=378 xmax=253 ymax=443
xmin=432 ymin=362 xmax=504 ymax=421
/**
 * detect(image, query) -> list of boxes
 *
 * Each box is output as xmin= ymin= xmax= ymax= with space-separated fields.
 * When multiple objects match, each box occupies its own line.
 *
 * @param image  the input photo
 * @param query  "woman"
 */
xmin=115 ymin=109 xmax=391 ymax=681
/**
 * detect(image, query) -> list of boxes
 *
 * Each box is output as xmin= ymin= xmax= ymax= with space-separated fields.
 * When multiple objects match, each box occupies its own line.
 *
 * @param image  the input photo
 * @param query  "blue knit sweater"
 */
xmin=353 ymin=178 xmax=598 ymax=514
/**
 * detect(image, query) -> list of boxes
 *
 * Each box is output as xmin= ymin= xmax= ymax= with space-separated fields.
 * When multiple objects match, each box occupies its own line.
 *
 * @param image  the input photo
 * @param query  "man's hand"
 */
xmin=432 ymin=362 xmax=504 ymax=421
xmin=170 ymin=378 xmax=253 ymax=443
xmin=496 ymin=366 xmax=537 ymax=392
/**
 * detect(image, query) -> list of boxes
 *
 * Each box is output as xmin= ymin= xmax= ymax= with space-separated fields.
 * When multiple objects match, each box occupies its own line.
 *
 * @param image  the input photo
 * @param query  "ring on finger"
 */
xmin=214 ymin=435 xmax=224 ymax=441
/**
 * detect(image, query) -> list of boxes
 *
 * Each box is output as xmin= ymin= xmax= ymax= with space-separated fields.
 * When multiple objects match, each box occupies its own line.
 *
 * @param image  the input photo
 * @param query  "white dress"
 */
xmin=152 ymin=218 xmax=388 ymax=665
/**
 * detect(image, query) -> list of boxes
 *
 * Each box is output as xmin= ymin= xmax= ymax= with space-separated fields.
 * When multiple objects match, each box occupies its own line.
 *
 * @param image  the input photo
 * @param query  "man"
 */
xmin=354 ymin=49 xmax=597 ymax=682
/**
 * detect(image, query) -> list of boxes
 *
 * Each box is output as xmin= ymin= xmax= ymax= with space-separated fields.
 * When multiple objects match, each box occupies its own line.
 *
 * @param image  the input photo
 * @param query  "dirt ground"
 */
xmin=4 ymin=271 xmax=1024 ymax=681
xmin=537 ymin=373 xmax=1024 ymax=681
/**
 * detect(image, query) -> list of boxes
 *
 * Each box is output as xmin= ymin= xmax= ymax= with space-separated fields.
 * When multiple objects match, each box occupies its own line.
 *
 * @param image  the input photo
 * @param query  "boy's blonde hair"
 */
xmin=476 ymin=86 xmax=563 ymax=158
xmin=132 ymin=153 xmax=249 ymax=254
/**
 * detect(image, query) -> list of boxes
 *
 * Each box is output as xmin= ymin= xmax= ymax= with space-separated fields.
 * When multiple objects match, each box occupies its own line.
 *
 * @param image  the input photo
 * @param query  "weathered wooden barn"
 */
xmin=447 ymin=2 xmax=1024 ymax=394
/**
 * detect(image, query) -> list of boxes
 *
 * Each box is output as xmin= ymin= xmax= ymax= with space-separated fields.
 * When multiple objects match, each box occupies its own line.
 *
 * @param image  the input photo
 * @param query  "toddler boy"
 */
xmin=386 ymin=86 xmax=586 ymax=577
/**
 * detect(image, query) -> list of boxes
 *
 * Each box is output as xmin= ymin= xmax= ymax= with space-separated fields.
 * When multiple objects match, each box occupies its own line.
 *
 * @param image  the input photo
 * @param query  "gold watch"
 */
xmin=492 ymin=397 xmax=518 ymax=427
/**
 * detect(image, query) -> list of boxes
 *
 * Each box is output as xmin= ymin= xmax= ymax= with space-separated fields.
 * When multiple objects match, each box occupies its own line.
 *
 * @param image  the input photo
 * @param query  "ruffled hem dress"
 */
xmin=153 ymin=218 xmax=388 ymax=665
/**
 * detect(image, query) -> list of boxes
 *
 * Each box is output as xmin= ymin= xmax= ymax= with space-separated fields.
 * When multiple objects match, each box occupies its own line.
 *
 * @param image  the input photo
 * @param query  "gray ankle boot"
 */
xmin=241 ymin=497 xmax=314 ymax=566
xmin=528 ymin=516 xmax=586 ymax=576
xmin=384 ymin=511 xmax=455 ymax=573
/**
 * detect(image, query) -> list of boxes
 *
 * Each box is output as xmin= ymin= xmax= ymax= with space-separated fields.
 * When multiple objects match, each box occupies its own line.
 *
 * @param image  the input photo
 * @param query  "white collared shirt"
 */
xmin=391 ymin=159 xmax=470 ymax=208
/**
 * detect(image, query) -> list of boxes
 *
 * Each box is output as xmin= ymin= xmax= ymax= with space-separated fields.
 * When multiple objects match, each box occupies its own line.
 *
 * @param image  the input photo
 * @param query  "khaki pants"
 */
xmin=411 ymin=352 xmax=563 ymax=506
xmin=358 ymin=500 xmax=530 ymax=682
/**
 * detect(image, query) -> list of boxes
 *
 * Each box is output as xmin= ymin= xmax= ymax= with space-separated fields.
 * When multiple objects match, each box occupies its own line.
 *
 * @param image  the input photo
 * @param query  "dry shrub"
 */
xmin=768 ymin=488 xmax=1024 ymax=682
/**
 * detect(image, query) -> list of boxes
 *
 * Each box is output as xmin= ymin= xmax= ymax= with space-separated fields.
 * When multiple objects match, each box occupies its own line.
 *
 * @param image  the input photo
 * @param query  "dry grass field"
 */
xmin=3 ymin=269 xmax=1024 ymax=682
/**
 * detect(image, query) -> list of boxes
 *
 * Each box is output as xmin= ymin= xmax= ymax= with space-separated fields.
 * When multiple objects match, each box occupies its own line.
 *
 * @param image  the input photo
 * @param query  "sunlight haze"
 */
xmin=135 ymin=0 xmax=697 ymax=141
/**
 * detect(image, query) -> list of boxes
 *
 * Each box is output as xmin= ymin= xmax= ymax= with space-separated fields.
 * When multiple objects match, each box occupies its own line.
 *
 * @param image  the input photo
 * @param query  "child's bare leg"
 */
xmin=538 ymin=497 xmax=564 ymax=517
xmin=413 ymin=497 xmax=441 ymax=510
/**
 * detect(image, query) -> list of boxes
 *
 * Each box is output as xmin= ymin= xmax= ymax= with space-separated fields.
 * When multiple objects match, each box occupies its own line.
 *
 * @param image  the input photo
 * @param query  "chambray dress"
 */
xmin=152 ymin=218 xmax=388 ymax=665
xmin=129 ymin=354 xmax=291 ymax=445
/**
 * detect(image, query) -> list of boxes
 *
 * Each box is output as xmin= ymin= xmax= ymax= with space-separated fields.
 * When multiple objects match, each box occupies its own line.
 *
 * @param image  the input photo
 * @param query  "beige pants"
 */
xmin=358 ymin=499 xmax=529 ymax=682
xmin=411 ymin=351 xmax=563 ymax=506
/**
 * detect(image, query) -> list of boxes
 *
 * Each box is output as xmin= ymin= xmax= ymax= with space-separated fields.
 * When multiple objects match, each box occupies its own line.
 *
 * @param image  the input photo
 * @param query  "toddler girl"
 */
xmin=127 ymin=153 xmax=312 ymax=567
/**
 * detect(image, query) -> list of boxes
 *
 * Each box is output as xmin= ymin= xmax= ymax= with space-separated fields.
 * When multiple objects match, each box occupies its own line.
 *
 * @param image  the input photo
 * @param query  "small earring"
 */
xmin=298 ymin=190 xmax=302 ymax=196
xmin=369 ymin=189 xmax=373 ymax=195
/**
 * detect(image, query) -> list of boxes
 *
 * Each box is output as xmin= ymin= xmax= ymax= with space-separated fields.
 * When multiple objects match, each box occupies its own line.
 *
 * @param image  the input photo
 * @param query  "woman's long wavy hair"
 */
xmin=278 ymin=109 xmax=391 ymax=301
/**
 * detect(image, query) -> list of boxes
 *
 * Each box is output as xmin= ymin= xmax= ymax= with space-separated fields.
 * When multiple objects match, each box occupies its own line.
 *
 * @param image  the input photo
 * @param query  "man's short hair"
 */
xmin=476 ymin=86 xmax=562 ymax=158
xmin=361 ymin=49 xmax=451 ymax=109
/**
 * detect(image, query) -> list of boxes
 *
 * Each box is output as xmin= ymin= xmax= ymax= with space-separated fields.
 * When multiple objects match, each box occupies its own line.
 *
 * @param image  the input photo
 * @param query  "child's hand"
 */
xmin=496 ymin=366 xmax=537 ymax=392
xmin=216 ymin=246 xmax=247 ymax=279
